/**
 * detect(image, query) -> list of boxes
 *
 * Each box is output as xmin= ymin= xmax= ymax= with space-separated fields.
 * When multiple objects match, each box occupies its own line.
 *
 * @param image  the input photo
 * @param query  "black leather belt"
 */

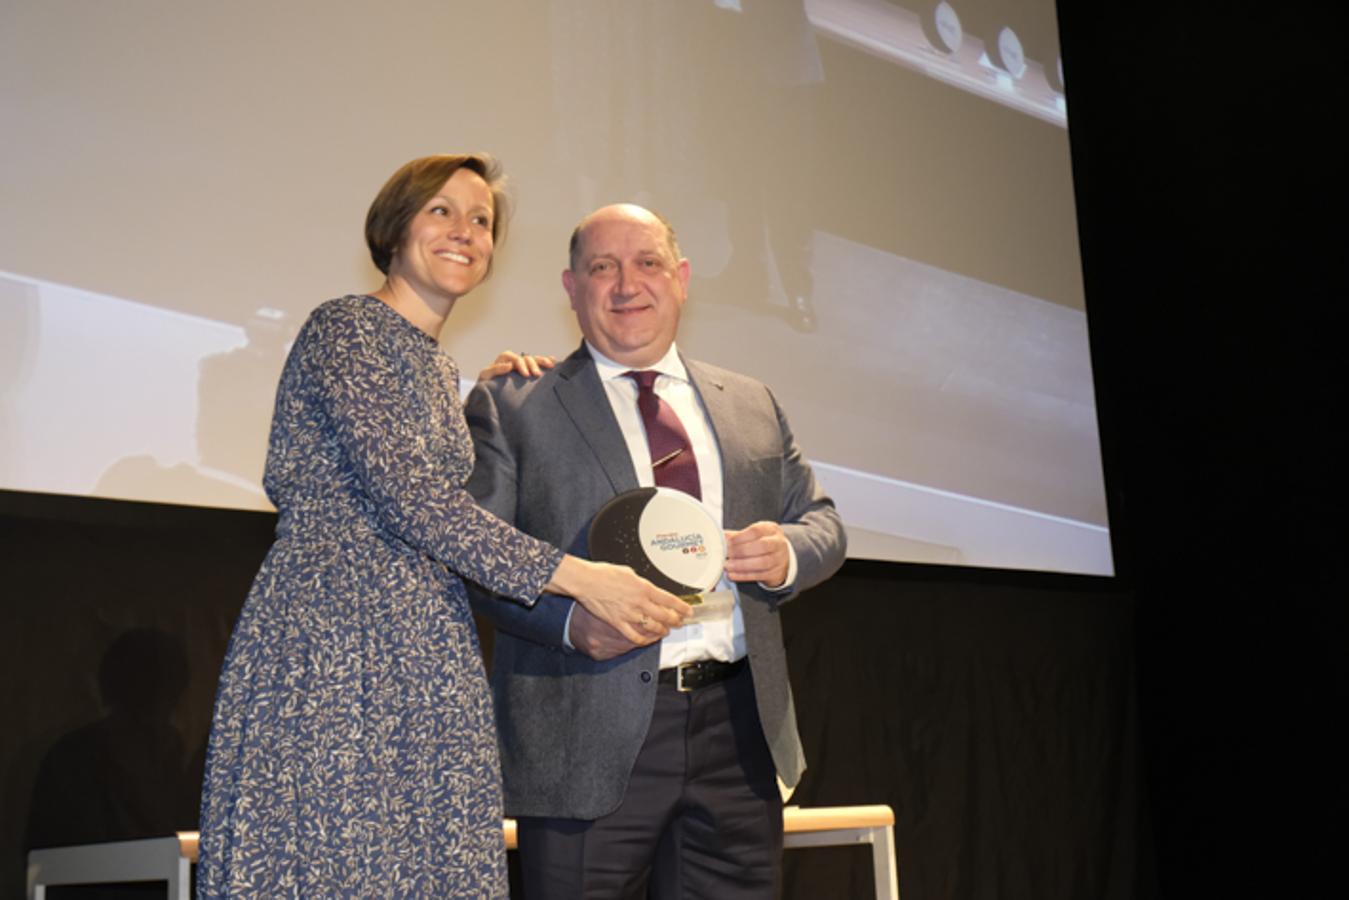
xmin=658 ymin=657 xmax=747 ymax=693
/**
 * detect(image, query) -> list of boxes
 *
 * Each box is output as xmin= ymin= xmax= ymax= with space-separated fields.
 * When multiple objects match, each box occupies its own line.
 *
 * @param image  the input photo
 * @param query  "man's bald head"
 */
xmin=568 ymin=203 xmax=682 ymax=271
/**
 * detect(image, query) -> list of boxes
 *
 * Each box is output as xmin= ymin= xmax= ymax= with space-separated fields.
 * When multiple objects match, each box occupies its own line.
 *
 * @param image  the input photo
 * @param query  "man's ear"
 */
xmin=562 ymin=268 xmax=576 ymax=308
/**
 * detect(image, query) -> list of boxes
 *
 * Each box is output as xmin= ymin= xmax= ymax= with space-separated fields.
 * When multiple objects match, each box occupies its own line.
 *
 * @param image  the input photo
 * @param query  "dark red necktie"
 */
xmin=626 ymin=370 xmax=701 ymax=500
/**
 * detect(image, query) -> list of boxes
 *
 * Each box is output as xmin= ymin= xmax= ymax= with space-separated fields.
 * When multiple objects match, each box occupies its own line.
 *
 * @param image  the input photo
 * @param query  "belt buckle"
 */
xmin=675 ymin=663 xmax=694 ymax=693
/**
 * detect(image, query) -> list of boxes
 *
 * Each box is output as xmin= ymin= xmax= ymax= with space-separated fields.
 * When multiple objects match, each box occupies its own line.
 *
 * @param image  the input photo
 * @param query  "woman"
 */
xmin=197 ymin=154 xmax=688 ymax=897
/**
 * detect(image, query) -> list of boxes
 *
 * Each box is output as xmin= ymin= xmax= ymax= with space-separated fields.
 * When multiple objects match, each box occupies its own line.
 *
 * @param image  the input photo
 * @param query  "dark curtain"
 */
xmin=781 ymin=567 xmax=1140 ymax=899
xmin=1 ymin=491 xmax=1141 ymax=899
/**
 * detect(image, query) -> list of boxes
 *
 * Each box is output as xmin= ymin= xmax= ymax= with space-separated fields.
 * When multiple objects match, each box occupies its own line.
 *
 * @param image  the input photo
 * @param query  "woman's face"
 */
xmin=389 ymin=167 xmax=495 ymax=303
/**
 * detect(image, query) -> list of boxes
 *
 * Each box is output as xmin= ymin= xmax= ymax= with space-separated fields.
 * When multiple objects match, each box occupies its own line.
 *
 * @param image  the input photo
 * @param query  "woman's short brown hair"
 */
xmin=364 ymin=153 xmax=510 ymax=276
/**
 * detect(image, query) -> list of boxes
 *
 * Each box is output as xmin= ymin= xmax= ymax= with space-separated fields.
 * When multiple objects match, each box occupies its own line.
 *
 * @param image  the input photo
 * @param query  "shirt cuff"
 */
xmin=561 ymin=601 xmax=577 ymax=651
xmin=758 ymin=541 xmax=799 ymax=593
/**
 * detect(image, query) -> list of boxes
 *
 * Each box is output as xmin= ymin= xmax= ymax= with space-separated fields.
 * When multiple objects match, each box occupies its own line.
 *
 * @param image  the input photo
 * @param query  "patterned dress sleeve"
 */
xmin=299 ymin=299 xmax=562 ymax=603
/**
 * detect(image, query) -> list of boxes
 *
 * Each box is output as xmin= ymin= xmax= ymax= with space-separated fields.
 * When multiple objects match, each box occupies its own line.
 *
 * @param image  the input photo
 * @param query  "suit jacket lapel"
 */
xmin=554 ymin=344 xmax=641 ymax=495
xmin=684 ymin=356 xmax=750 ymax=529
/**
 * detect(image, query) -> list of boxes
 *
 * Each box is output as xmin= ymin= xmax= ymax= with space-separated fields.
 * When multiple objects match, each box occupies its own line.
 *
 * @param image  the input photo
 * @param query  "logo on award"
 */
xmin=589 ymin=487 xmax=726 ymax=596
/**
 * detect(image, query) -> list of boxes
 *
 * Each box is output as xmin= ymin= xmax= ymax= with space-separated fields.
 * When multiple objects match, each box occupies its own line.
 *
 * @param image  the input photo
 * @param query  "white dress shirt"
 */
xmin=588 ymin=342 xmax=743 ymax=666
xmin=535 ymin=344 xmax=729 ymax=670
xmin=562 ymin=342 xmax=798 ymax=664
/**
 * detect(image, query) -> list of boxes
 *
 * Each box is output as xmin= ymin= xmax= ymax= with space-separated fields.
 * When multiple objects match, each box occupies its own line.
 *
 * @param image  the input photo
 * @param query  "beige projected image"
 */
xmin=0 ymin=0 xmax=1107 ymax=574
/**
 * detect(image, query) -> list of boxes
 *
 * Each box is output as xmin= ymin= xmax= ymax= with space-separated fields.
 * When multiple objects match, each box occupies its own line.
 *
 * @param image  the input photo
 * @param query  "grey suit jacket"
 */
xmin=465 ymin=344 xmax=845 ymax=819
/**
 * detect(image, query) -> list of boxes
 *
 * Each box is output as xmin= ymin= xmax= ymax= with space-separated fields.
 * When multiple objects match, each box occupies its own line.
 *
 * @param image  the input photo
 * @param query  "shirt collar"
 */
xmin=586 ymin=341 xmax=687 ymax=385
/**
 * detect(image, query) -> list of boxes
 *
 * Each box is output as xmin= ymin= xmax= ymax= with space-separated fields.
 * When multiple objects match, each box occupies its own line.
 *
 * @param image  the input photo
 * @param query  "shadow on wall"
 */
xmin=25 ymin=627 xmax=204 ymax=852
xmin=550 ymin=0 xmax=823 ymax=332
xmin=95 ymin=308 xmax=294 ymax=510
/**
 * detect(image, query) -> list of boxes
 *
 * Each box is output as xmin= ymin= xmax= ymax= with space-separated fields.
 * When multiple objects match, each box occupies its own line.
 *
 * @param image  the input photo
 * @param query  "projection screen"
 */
xmin=0 ymin=0 xmax=1110 ymax=575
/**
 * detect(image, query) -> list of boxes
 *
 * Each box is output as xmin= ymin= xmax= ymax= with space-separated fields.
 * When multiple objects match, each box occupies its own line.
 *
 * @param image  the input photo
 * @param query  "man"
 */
xmin=466 ymin=203 xmax=846 ymax=898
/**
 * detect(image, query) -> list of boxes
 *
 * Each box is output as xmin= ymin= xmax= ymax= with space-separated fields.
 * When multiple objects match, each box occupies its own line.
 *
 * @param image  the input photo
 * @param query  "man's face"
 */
xmin=563 ymin=206 xmax=689 ymax=369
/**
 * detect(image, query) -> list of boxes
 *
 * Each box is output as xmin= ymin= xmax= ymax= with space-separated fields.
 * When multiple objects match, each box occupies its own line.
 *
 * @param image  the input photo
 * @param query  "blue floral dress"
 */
xmin=198 ymin=295 xmax=562 ymax=898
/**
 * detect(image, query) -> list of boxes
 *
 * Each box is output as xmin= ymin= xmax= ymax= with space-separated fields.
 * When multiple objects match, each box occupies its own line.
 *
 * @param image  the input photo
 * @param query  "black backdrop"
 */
xmin=0 ymin=495 xmax=1140 ymax=899
xmin=1059 ymin=0 xmax=1342 ymax=895
xmin=2 ymin=1 xmax=1342 ymax=897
